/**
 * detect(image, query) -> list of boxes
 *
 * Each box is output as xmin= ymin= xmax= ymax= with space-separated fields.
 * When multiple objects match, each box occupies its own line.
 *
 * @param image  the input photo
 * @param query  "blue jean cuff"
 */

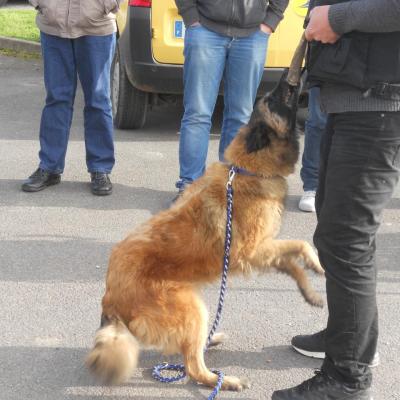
xmin=39 ymin=165 xmax=63 ymax=174
xmin=88 ymin=170 xmax=112 ymax=174
xmin=175 ymin=179 xmax=192 ymax=191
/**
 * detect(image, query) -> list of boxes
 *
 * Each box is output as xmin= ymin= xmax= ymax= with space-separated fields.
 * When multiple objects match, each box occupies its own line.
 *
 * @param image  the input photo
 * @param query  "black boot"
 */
xmin=272 ymin=370 xmax=372 ymax=400
xmin=22 ymin=168 xmax=61 ymax=192
xmin=90 ymin=172 xmax=112 ymax=196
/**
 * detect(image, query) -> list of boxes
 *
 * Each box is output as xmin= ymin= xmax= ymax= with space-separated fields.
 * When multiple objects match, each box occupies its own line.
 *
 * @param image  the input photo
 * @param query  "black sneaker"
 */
xmin=90 ymin=172 xmax=112 ymax=196
xmin=170 ymin=187 xmax=185 ymax=205
xmin=291 ymin=329 xmax=380 ymax=368
xmin=22 ymin=168 xmax=61 ymax=192
xmin=272 ymin=370 xmax=373 ymax=400
xmin=170 ymin=182 xmax=189 ymax=206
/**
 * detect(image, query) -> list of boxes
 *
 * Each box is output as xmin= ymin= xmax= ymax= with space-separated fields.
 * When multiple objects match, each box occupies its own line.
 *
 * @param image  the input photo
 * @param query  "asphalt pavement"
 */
xmin=0 ymin=53 xmax=399 ymax=400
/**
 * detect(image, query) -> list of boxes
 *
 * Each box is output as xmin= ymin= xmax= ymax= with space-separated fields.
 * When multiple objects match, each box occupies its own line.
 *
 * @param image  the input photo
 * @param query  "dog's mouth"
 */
xmin=243 ymin=34 xmax=306 ymax=152
xmin=283 ymin=84 xmax=299 ymax=109
xmin=266 ymin=79 xmax=299 ymax=110
xmin=265 ymin=32 xmax=306 ymax=113
xmin=260 ymin=73 xmax=300 ymax=135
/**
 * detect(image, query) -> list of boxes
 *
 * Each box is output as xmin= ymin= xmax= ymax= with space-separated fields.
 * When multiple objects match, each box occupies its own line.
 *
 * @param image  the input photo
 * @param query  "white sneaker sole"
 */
xmin=292 ymin=345 xmax=380 ymax=368
xmin=298 ymin=203 xmax=316 ymax=212
xmin=292 ymin=345 xmax=325 ymax=359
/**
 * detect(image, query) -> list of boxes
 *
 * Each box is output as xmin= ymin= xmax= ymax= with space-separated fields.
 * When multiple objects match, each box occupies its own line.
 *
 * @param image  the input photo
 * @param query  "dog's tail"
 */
xmin=86 ymin=315 xmax=140 ymax=384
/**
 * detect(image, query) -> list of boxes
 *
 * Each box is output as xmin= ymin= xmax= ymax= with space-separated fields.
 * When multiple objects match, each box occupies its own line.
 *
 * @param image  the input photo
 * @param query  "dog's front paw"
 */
xmin=308 ymin=292 xmax=324 ymax=308
xmin=303 ymin=243 xmax=324 ymax=275
xmin=312 ymin=258 xmax=325 ymax=275
xmin=222 ymin=375 xmax=250 ymax=391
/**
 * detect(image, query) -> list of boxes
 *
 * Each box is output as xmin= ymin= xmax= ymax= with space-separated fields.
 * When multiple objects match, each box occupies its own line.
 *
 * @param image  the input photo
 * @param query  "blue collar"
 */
xmin=226 ymin=164 xmax=265 ymax=189
xmin=231 ymin=165 xmax=258 ymax=177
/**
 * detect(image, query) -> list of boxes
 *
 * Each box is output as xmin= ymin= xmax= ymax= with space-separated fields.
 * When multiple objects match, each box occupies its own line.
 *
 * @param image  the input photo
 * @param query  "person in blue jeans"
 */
xmin=174 ymin=0 xmax=289 ymax=198
xmin=23 ymin=0 xmax=121 ymax=196
xmin=298 ymin=87 xmax=327 ymax=212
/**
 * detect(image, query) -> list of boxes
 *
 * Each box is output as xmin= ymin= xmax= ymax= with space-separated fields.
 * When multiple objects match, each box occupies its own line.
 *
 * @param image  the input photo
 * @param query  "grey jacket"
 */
xmin=321 ymin=0 xmax=400 ymax=113
xmin=29 ymin=0 xmax=122 ymax=39
xmin=175 ymin=0 xmax=289 ymax=37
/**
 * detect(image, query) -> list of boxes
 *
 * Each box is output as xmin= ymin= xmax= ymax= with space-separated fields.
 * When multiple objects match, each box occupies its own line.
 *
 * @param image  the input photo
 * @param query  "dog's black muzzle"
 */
xmin=268 ymin=68 xmax=300 ymax=111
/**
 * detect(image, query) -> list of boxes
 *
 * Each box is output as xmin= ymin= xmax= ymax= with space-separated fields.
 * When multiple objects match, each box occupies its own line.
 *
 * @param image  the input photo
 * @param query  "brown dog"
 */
xmin=86 ymin=71 xmax=324 ymax=392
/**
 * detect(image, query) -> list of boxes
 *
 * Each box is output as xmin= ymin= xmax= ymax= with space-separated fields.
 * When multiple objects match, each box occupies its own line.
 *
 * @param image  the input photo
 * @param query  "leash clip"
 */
xmin=226 ymin=167 xmax=236 ymax=188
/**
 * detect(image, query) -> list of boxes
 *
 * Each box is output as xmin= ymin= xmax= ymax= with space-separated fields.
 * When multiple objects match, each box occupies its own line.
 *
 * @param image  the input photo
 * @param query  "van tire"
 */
xmin=111 ymin=48 xmax=148 ymax=130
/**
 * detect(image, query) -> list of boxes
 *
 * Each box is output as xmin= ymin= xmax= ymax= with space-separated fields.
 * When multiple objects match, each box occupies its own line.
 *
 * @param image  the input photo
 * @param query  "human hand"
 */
xmin=305 ymin=6 xmax=340 ymax=43
xmin=190 ymin=21 xmax=201 ymax=27
xmin=260 ymin=23 xmax=273 ymax=34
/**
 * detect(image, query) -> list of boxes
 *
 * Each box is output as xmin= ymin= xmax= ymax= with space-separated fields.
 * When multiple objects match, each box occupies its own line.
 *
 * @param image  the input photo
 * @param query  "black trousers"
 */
xmin=314 ymin=111 xmax=400 ymax=388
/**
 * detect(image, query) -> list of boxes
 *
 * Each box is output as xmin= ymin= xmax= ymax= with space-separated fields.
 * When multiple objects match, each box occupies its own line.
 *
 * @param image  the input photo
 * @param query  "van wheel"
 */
xmin=111 ymin=49 xmax=148 ymax=130
xmin=0 ymin=0 xmax=8 ymax=7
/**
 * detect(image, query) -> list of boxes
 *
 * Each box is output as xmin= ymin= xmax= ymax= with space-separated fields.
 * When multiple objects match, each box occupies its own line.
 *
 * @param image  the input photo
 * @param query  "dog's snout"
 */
xmin=283 ymin=87 xmax=296 ymax=107
xmin=264 ymin=83 xmax=297 ymax=109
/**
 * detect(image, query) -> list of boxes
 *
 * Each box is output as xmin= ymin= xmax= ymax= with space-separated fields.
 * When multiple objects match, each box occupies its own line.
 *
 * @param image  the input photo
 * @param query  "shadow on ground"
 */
xmin=0 ymin=344 xmax=320 ymax=400
xmin=0 ymin=179 xmax=174 ymax=212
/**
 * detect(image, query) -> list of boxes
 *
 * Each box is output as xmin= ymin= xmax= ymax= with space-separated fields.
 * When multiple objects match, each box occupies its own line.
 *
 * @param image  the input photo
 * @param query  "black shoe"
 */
xmin=170 ymin=189 xmax=184 ymax=205
xmin=170 ymin=184 xmax=188 ymax=206
xmin=22 ymin=168 xmax=61 ymax=192
xmin=272 ymin=370 xmax=372 ymax=400
xmin=90 ymin=172 xmax=112 ymax=196
xmin=291 ymin=329 xmax=380 ymax=368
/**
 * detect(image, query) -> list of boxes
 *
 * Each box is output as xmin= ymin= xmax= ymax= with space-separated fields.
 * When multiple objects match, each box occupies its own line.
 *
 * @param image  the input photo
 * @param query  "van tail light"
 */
xmin=129 ymin=0 xmax=151 ymax=6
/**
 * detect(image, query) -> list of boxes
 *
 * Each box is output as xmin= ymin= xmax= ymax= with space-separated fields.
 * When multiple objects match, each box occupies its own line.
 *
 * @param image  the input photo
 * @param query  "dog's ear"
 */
xmin=245 ymin=121 xmax=271 ymax=153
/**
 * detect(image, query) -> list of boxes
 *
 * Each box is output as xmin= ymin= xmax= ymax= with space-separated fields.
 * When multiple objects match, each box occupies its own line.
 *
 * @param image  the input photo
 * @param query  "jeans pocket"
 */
xmin=392 ymin=145 xmax=400 ymax=168
xmin=372 ymin=113 xmax=400 ymax=169
xmin=258 ymin=29 xmax=270 ymax=37
xmin=187 ymin=24 xmax=202 ymax=29
xmin=184 ymin=24 xmax=205 ymax=49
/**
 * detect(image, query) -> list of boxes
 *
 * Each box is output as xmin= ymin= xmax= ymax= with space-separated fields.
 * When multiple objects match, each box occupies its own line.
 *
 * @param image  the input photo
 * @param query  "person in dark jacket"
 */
xmin=173 ymin=0 xmax=289 ymax=199
xmin=273 ymin=0 xmax=400 ymax=399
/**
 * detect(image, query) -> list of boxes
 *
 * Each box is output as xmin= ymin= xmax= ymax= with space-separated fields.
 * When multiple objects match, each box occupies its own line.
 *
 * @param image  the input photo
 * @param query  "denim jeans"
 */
xmin=314 ymin=111 xmax=400 ymax=388
xmin=177 ymin=25 xmax=269 ymax=189
xmin=38 ymin=32 xmax=116 ymax=174
xmin=300 ymin=87 xmax=327 ymax=191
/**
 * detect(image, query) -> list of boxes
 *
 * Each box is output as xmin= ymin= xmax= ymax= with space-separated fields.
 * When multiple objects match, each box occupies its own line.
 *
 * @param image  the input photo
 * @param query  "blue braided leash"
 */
xmin=152 ymin=165 xmax=238 ymax=400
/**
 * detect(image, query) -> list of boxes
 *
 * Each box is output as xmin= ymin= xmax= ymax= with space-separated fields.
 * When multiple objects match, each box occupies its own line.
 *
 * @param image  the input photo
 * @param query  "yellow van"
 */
xmin=111 ymin=0 xmax=308 ymax=129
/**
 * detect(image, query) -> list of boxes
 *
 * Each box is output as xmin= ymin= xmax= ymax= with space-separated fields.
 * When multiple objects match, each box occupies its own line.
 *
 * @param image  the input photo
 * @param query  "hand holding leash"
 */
xmin=305 ymin=6 xmax=340 ymax=43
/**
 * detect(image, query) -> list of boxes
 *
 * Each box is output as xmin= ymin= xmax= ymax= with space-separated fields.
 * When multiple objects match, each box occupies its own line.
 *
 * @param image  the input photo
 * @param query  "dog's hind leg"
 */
xmin=179 ymin=294 xmax=249 ymax=391
xmin=183 ymin=342 xmax=249 ymax=391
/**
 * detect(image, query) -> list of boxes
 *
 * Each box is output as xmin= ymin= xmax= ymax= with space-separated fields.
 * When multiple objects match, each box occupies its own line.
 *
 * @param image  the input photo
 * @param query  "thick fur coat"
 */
xmin=86 ymin=72 xmax=324 ymax=391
